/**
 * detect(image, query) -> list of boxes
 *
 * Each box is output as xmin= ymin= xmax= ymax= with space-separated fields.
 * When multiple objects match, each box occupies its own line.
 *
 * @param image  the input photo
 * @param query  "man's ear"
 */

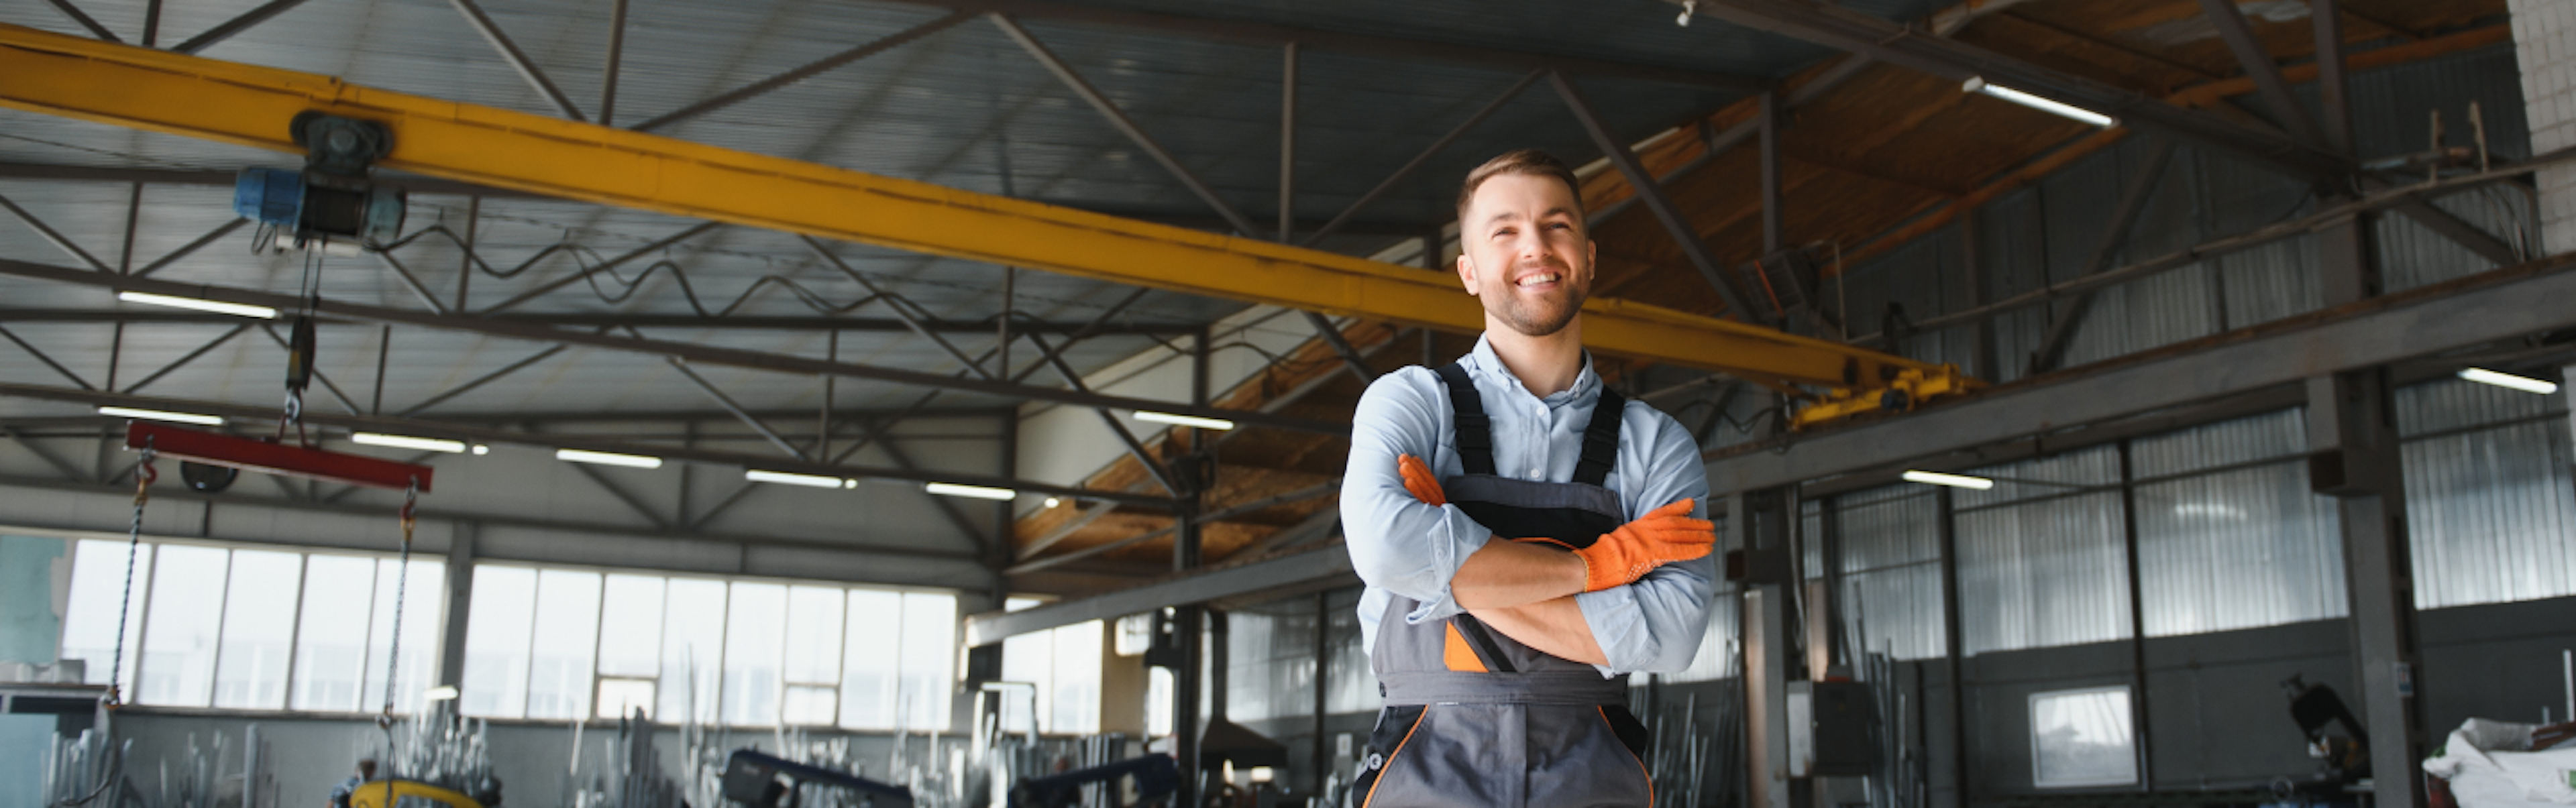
xmin=1455 ymin=249 xmax=1481 ymax=296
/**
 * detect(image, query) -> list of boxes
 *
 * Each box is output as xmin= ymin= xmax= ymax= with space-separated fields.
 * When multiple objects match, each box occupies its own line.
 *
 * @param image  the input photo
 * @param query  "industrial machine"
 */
xmin=231 ymin=112 xmax=405 ymax=255
xmin=1006 ymin=754 xmax=1180 ymax=808
xmin=720 ymin=749 xmax=915 ymax=808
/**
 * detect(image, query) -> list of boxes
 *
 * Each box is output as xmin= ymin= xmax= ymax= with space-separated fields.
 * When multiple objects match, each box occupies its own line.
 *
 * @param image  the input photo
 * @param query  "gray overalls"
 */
xmin=1351 ymin=362 xmax=1656 ymax=808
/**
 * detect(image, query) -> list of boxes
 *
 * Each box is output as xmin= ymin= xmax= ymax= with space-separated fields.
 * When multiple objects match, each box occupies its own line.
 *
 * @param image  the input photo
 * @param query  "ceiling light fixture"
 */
xmin=1902 ymin=470 xmax=1996 ymax=490
xmin=2457 ymin=367 xmax=2559 ymax=395
xmin=556 ymin=449 xmax=663 ymax=469
xmin=746 ymin=469 xmax=844 ymax=489
xmin=97 ymin=406 xmax=224 ymax=426
xmin=115 ymin=290 xmax=278 ymax=319
xmin=1962 ymin=77 xmax=2114 ymax=127
xmin=352 ymin=432 xmax=468 ymax=453
xmin=1132 ymin=410 xmax=1236 ymax=430
xmin=423 ymin=685 xmax=460 ymax=701
xmin=926 ymin=482 xmax=1018 ymax=501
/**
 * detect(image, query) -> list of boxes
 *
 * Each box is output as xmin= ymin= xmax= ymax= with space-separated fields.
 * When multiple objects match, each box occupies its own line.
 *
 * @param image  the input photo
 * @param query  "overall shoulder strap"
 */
xmin=1572 ymin=384 xmax=1626 ymax=487
xmin=1433 ymin=362 xmax=1496 ymax=476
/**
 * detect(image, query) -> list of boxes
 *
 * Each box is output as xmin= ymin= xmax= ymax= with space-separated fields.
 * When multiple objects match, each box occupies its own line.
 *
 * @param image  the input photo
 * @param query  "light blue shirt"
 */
xmin=1340 ymin=335 xmax=1716 ymax=676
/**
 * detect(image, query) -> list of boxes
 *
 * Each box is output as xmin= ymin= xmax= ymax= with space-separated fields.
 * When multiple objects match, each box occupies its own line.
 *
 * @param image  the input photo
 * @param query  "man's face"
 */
xmin=1456 ymin=172 xmax=1595 ymax=337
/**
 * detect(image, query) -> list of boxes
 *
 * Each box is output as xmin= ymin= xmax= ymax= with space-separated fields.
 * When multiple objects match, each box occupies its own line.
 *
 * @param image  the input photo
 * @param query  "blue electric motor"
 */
xmin=232 ymin=167 xmax=405 ymax=249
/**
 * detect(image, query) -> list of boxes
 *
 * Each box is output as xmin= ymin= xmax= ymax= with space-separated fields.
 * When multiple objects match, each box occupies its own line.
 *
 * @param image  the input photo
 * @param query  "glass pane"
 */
xmin=1001 ymin=630 xmax=1051 ymax=734
xmin=1146 ymin=666 xmax=1173 ymax=738
xmin=597 ymin=575 xmax=664 ymax=677
xmin=60 ymin=540 xmax=151 ymax=693
xmin=659 ymin=578 xmax=727 ymax=725
xmin=213 ymin=550 xmax=302 ymax=709
xmin=783 ymin=586 xmax=843 ymax=686
xmin=139 ymin=545 xmax=228 ymax=706
xmin=783 ymin=685 xmax=837 ymax=726
xmin=1051 ymin=622 xmax=1102 ymax=735
xmin=723 ymin=583 xmax=786 ymax=726
xmin=292 ymin=555 xmax=376 ymax=711
xmin=526 ymin=570 xmax=602 ymax=720
xmin=460 ymin=565 xmax=536 ymax=718
xmin=898 ymin=592 xmax=955 ymax=731
xmin=364 ymin=559 xmax=444 ymax=715
xmin=839 ymin=590 xmax=903 ymax=730
xmin=597 ymin=678 xmax=655 ymax=720
xmin=2031 ymin=687 xmax=2138 ymax=788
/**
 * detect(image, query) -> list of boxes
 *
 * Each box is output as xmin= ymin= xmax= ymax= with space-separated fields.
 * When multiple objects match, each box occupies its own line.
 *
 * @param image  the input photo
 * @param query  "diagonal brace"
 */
xmin=2032 ymin=136 xmax=2180 ymax=373
xmin=991 ymin=13 xmax=1260 ymax=236
xmin=1550 ymin=72 xmax=1768 ymax=324
xmin=447 ymin=0 xmax=588 ymax=122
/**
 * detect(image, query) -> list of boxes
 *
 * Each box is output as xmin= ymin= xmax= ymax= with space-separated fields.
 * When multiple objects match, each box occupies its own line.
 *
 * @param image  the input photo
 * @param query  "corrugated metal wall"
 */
xmin=2129 ymin=410 xmax=2349 ymax=636
xmin=2398 ymin=378 xmax=2576 ymax=609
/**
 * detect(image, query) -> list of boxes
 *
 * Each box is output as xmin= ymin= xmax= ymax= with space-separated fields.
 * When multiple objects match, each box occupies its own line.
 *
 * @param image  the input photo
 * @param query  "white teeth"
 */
xmin=1517 ymin=274 xmax=1559 ymax=287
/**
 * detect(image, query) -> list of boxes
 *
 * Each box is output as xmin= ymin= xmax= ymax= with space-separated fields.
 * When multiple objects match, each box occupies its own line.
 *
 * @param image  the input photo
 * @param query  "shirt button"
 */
xmin=1527 ymin=467 xmax=1541 ymax=478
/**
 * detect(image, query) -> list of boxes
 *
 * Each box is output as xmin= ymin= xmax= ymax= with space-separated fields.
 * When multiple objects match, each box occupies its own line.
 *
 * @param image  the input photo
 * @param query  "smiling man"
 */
xmin=1339 ymin=149 xmax=1719 ymax=807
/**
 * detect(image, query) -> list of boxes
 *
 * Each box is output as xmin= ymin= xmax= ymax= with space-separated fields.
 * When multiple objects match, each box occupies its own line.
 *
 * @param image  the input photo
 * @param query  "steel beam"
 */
xmin=566 ymin=461 xmax=672 ymax=530
xmin=0 ymin=192 xmax=113 ymax=273
xmin=1553 ymin=72 xmax=1768 ymax=325
xmin=1673 ymin=0 xmax=2349 ymax=182
xmin=1303 ymin=70 xmax=1541 ymax=247
xmin=131 ymin=218 xmax=249 ymax=280
xmin=993 ymin=14 xmax=1260 ymax=237
xmin=1706 ymin=252 xmax=2576 ymax=493
xmin=395 ymin=343 xmax=574 ymax=418
xmin=628 ymin=12 xmax=970 ymax=133
xmin=1277 ymin=42 xmax=1297 ymax=243
xmin=0 ymin=380 xmax=1173 ymax=506
xmin=38 ymin=0 xmax=119 ymax=43
xmin=883 ymin=0 xmax=1762 ymax=92
xmin=965 ymin=542 xmax=1350 ymax=646
xmin=0 ymin=308 xmax=1189 ymax=335
xmin=118 ymin=323 xmax=249 ymax=395
xmin=2030 ymin=137 xmax=2180 ymax=373
xmin=0 ymin=324 xmax=97 ymax=390
xmin=169 ymin=0 xmax=311 ymax=56
xmin=0 ymin=24 xmax=1942 ymax=396
xmin=2310 ymin=0 xmax=2357 ymax=158
xmin=598 ymin=0 xmax=628 ymax=127
xmin=446 ymin=0 xmax=588 ymax=123
xmin=2196 ymin=0 xmax=2328 ymax=152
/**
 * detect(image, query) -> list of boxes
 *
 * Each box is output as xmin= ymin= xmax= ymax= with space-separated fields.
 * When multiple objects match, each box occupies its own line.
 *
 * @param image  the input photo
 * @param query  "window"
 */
xmin=458 ymin=564 xmax=956 ymax=730
xmin=57 ymin=540 xmax=443 ymax=713
xmin=999 ymin=597 xmax=1102 ymax=736
xmin=2029 ymin=686 xmax=2138 ymax=788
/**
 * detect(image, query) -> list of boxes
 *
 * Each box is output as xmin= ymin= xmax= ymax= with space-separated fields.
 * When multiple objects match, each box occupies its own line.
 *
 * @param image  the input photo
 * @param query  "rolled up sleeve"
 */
xmin=1576 ymin=408 xmax=1717 ymax=674
xmin=1342 ymin=368 xmax=1496 ymax=626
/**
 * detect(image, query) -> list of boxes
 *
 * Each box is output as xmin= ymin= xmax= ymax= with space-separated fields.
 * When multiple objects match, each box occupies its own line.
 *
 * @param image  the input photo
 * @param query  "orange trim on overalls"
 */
xmin=1361 ymin=707 xmax=1430 ymax=808
xmin=1602 ymin=706 xmax=1656 ymax=807
xmin=1442 ymin=624 xmax=1489 ymax=672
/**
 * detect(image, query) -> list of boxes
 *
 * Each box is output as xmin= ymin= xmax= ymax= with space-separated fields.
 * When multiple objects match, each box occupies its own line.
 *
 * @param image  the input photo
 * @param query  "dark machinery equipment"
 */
xmin=720 ymin=749 xmax=912 ymax=808
xmin=232 ymin=113 xmax=405 ymax=253
xmin=1007 ymin=754 xmax=1179 ymax=808
xmin=2282 ymin=674 xmax=2371 ymax=783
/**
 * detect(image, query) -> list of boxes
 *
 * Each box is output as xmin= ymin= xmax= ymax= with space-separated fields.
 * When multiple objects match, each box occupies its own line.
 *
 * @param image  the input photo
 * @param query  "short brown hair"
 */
xmin=1456 ymin=149 xmax=1583 ymax=225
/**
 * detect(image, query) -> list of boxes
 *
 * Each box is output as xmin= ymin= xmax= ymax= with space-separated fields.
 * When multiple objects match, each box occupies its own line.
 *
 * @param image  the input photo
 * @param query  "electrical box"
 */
xmin=1788 ymin=681 xmax=1880 ymax=777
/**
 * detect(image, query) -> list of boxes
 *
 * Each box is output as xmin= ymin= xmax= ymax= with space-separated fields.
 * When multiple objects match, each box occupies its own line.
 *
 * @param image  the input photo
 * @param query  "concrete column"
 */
xmin=2310 ymin=369 xmax=2426 ymax=808
xmin=2510 ymin=0 xmax=2576 ymax=253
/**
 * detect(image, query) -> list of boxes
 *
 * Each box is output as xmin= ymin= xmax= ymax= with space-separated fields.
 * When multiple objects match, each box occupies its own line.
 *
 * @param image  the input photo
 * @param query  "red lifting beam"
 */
xmin=124 ymin=422 xmax=435 ymax=492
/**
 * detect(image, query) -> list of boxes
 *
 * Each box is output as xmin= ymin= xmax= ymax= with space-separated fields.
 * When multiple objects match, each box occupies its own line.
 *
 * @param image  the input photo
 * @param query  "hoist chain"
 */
xmin=106 ymin=445 xmax=156 ymax=709
xmin=378 ymin=479 xmax=418 ymax=727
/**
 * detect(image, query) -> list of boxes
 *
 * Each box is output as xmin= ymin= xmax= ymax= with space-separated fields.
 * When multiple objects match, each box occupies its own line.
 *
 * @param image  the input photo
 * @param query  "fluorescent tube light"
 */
xmin=1044 ymin=497 xmax=1063 ymax=509
xmin=115 ymin=291 xmax=278 ymax=319
xmin=471 ymin=445 xmax=490 ymax=455
xmin=1133 ymin=410 xmax=1236 ymax=430
xmin=2457 ymin=367 xmax=2559 ymax=395
xmin=746 ymin=469 xmax=843 ymax=489
xmin=926 ymin=482 xmax=1018 ymax=501
xmin=352 ymin=432 xmax=468 ymax=453
xmin=1963 ymin=77 xmax=2114 ymax=127
xmin=556 ymin=449 xmax=663 ymax=469
xmin=97 ymin=406 xmax=224 ymax=426
xmin=423 ymin=685 xmax=460 ymax=701
xmin=1901 ymin=470 xmax=1995 ymax=490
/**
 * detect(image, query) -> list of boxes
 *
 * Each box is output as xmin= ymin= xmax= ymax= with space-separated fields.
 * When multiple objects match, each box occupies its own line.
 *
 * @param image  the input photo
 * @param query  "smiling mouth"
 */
xmin=1514 ymin=272 xmax=1562 ymax=288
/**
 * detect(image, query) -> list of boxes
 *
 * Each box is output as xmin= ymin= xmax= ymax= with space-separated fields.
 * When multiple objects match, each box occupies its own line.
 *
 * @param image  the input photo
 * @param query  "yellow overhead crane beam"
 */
xmin=0 ymin=23 xmax=1972 ymax=426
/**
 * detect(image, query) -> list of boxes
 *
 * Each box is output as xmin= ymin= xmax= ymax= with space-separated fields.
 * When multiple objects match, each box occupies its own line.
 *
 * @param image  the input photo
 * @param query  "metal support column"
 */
xmin=435 ymin=520 xmax=476 ymax=691
xmin=1937 ymin=488 xmax=1970 ymax=808
xmin=2116 ymin=441 xmax=2154 ymax=790
xmin=1760 ymin=89 xmax=1785 ymax=255
xmin=1738 ymin=487 xmax=1795 ymax=808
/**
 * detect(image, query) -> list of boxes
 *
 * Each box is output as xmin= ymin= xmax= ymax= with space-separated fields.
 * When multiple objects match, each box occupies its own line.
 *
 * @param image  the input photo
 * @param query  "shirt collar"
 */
xmin=1466 ymin=333 xmax=1599 ymax=407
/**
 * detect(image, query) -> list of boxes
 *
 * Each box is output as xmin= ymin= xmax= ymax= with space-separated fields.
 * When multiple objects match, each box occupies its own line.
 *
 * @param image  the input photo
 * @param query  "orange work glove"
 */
xmin=1517 ymin=499 xmax=1714 ymax=592
xmin=1397 ymin=454 xmax=1446 ymax=507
